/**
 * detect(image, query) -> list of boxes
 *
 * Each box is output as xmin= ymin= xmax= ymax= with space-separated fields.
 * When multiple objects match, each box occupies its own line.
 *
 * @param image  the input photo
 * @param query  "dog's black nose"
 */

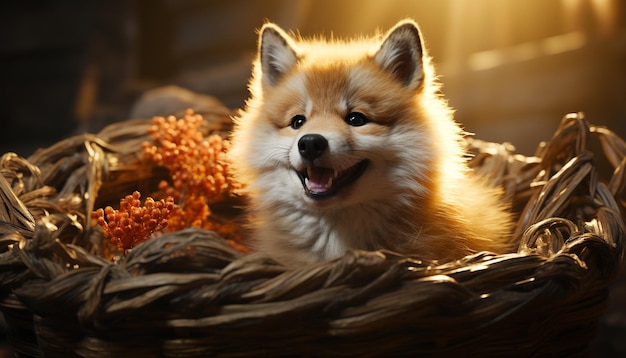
xmin=298 ymin=134 xmax=328 ymax=160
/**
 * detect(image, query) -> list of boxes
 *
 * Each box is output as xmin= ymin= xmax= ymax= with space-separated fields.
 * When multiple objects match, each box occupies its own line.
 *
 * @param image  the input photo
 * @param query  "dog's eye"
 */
xmin=345 ymin=112 xmax=369 ymax=127
xmin=290 ymin=114 xmax=306 ymax=129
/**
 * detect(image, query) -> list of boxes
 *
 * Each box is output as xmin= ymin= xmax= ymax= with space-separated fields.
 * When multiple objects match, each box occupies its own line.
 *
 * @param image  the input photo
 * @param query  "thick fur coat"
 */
xmin=230 ymin=20 xmax=513 ymax=266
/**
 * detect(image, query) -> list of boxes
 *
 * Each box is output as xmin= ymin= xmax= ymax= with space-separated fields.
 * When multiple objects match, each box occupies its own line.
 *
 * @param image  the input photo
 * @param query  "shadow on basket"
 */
xmin=1 ymin=111 xmax=625 ymax=357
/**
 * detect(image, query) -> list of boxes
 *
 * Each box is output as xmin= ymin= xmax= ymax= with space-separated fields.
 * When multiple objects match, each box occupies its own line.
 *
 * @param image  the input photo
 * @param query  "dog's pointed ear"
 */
xmin=259 ymin=23 xmax=298 ymax=88
xmin=374 ymin=20 xmax=424 ymax=90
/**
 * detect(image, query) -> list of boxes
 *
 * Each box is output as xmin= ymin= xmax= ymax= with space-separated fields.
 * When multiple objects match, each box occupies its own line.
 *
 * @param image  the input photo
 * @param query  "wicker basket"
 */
xmin=1 ymin=110 xmax=624 ymax=357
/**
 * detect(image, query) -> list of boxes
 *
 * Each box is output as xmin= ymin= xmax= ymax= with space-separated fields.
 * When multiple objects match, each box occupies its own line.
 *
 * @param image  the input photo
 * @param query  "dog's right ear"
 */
xmin=374 ymin=20 xmax=424 ymax=90
xmin=259 ymin=23 xmax=298 ymax=88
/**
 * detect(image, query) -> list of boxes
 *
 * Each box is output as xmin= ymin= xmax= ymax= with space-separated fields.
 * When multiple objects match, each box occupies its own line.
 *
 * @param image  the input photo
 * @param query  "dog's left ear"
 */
xmin=374 ymin=20 xmax=424 ymax=90
xmin=259 ymin=23 xmax=298 ymax=88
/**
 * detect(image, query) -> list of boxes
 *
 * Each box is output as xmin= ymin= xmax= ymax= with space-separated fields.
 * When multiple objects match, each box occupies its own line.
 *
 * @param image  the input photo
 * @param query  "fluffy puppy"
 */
xmin=229 ymin=19 xmax=513 ymax=266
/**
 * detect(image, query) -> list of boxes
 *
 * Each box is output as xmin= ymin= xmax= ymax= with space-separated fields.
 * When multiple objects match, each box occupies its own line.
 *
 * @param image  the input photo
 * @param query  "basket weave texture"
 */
xmin=1 ymin=110 xmax=625 ymax=357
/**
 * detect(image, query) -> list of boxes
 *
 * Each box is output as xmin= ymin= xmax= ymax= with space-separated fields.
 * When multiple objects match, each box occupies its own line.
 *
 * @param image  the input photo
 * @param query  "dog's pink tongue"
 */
xmin=308 ymin=167 xmax=334 ymax=192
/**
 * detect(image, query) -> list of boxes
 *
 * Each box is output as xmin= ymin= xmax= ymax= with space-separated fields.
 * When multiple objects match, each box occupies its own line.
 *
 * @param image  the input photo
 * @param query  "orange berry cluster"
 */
xmin=142 ymin=109 xmax=245 ymax=251
xmin=163 ymin=190 xmax=211 ymax=232
xmin=92 ymin=191 xmax=176 ymax=252
xmin=143 ymin=109 xmax=238 ymax=205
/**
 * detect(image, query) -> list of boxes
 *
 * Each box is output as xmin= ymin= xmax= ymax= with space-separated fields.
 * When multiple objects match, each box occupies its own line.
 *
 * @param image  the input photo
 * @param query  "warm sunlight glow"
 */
xmin=541 ymin=31 xmax=586 ymax=56
xmin=468 ymin=31 xmax=586 ymax=71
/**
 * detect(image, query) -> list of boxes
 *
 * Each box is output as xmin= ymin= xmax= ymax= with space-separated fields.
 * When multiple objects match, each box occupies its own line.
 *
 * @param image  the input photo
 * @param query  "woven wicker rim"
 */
xmin=1 ymin=111 xmax=625 ymax=356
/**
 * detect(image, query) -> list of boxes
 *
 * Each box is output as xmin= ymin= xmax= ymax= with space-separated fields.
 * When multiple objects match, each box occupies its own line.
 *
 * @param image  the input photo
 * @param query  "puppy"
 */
xmin=229 ymin=19 xmax=513 ymax=266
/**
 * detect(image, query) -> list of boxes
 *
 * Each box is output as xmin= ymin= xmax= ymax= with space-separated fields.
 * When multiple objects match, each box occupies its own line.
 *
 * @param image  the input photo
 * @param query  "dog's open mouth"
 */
xmin=296 ymin=160 xmax=368 ymax=200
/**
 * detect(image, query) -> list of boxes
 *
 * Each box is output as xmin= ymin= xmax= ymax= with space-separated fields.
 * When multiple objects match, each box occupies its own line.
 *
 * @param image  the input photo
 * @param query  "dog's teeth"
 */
xmin=305 ymin=177 xmax=311 ymax=189
xmin=307 ymin=165 xmax=312 ymax=178
xmin=326 ymin=176 xmax=333 ymax=188
xmin=333 ymin=169 xmax=339 ymax=178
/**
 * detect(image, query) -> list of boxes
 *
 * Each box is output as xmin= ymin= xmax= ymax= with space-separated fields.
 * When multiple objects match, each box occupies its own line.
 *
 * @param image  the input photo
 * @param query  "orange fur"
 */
xmin=230 ymin=20 xmax=514 ymax=266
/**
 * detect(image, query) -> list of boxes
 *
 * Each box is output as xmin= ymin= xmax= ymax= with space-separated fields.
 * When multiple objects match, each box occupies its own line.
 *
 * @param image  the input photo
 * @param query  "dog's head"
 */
xmin=231 ymin=20 xmax=461 ymax=210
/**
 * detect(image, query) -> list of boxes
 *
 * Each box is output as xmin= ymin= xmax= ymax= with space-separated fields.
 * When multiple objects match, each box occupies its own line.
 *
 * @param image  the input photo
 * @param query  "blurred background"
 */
xmin=0 ymin=0 xmax=625 ymax=356
xmin=0 ymin=0 xmax=624 ymax=157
